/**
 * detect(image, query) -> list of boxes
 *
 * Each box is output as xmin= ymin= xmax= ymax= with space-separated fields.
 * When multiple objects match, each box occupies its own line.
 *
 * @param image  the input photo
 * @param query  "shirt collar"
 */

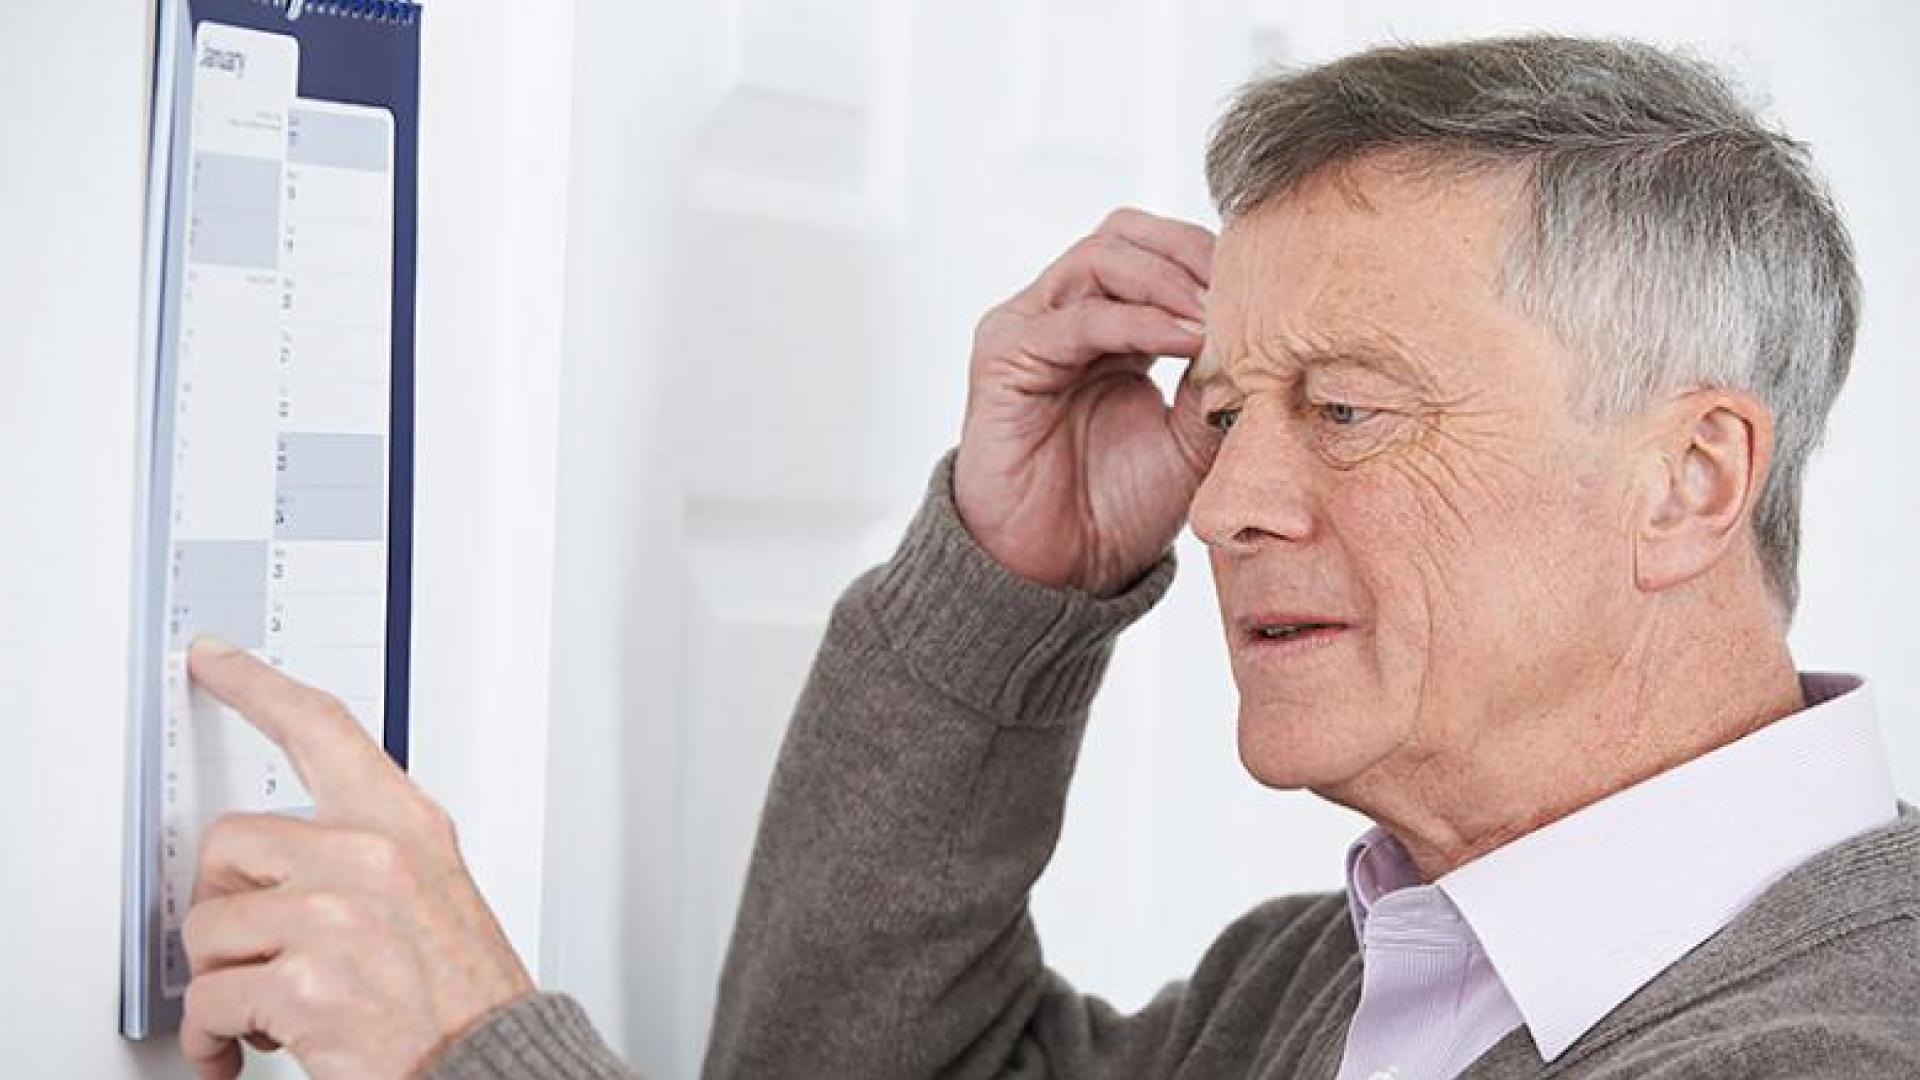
xmin=1344 ymin=818 xmax=1424 ymax=946
xmin=1343 ymin=673 xmax=1898 ymax=1064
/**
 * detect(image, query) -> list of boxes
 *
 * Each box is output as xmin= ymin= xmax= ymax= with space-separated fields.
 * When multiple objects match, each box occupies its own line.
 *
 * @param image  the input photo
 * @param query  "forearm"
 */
xmin=704 ymin=452 xmax=1176 ymax=1079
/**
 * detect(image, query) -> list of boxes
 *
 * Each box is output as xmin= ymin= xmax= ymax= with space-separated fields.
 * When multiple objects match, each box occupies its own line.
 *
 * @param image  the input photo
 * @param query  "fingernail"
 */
xmin=191 ymin=635 xmax=238 ymax=658
xmin=1175 ymin=318 xmax=1205 ymax=337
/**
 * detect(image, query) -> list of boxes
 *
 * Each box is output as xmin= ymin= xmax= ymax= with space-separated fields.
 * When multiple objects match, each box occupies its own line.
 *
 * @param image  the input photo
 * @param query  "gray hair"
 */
xmin=1204 ymin=35 xmax=1859 ymax=615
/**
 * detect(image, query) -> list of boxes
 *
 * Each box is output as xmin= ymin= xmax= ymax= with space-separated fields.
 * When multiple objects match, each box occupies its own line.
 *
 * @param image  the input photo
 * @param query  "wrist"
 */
xmin=863 ymin=450 xmax=1176 ymax=725
xmin=413 ymin=987 xmax=541 ymax=1080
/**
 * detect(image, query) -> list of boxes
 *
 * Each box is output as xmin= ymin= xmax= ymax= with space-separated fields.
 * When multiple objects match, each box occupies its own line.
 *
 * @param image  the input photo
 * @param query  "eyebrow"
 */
xmin=1191 ymin=328 xmax=1435 ymax=395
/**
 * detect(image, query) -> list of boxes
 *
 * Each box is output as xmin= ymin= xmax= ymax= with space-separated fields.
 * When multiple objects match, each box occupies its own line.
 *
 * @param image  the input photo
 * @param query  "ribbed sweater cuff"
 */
xmin=865 ymin=450 xmax=1177 ymax=725
xmin=422 ymin=993 xmax=630 ymax=1080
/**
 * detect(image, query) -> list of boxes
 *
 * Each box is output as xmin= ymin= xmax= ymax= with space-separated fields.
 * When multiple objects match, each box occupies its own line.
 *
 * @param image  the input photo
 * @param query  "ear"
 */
xmin=1632 ymin=389 xmax=1774 ymax=595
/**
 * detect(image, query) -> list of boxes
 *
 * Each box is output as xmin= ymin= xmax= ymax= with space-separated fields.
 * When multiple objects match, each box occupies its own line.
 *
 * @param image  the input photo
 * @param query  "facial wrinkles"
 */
xmin=1217 ymin=336 xmax=1489 ymax=802
xmin=1378 ymin=405 xmax=1560 ymax=620
xmin=1311 ymin=333 xmax=1569 ymax=805
xmin=1375 ymin=395 xmax=1627 ymax=826
xmin=1383 ymin=399 xmax=1542 ymax=543
xmin=1233 ymin=341 xmax=1504 ymax=501
xmin=1212 ymin=323 xmax=1561 ymax=579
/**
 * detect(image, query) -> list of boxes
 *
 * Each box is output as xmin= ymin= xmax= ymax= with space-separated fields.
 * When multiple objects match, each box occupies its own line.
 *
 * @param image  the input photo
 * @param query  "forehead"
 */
xmin=1197 ymin=158 xmax=1545 ymax=389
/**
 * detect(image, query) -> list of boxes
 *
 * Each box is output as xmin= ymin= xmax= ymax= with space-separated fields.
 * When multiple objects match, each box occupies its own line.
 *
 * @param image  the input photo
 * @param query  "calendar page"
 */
xmin=154 ymin=20 xmax=397 ymax=997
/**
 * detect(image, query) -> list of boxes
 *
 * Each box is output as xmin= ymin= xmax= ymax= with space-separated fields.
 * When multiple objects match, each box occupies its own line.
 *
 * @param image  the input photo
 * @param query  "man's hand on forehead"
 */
xmin=954 ymin=206 xmax=1221 ymax=597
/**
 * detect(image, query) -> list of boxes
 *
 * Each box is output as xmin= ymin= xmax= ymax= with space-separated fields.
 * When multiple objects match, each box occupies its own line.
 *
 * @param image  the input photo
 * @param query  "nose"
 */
xmin=1188 ymin=410 xmax=1320 ymax=558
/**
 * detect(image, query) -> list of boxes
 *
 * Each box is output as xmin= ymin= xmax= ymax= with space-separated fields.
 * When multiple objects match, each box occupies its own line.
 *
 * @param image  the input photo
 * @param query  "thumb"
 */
xmin=1168 ymin=363 xmax=1224 ymax=478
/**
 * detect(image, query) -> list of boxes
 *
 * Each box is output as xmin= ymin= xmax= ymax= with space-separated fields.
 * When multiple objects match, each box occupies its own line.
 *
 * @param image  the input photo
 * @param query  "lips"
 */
xmin=1234 ymin=614 xmax=1352 ymax=650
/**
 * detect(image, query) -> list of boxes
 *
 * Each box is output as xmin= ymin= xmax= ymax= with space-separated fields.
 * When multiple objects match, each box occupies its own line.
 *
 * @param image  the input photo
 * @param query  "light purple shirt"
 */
xmin=1333 ymin=673 xmax=1899 ymax=1080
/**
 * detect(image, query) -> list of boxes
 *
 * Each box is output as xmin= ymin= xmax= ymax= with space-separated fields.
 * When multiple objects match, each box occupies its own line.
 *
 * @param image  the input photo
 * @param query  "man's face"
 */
xmin=1191 ymin=157 xmax=1643 ymax=807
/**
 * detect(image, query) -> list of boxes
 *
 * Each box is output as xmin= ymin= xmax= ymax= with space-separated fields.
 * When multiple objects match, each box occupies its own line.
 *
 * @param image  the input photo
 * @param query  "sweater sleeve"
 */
xmin=420 ymin=993 xmax=639 ymax=1080
xmin=702 ymin=451 xmax=1188 ymax=1080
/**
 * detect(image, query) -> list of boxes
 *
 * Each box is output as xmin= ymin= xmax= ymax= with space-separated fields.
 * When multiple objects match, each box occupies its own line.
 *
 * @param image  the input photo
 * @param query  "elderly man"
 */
xmin=173 ymin=34 xmax=1916 ymax=1080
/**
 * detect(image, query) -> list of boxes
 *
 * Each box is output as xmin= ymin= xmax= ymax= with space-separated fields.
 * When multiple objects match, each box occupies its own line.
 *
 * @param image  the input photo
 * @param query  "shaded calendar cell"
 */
xmin=272 ymin=432 xmax=386 ymax=540
xmin=276 ymin=431 xmax=385 ymax=487
xmin=289 ymin=106 xmax=392 ymax=172
xmin=187 ymin=151 xmax=280 ymax=270
xmin=171 ymin=539 xmax=268 ymax=597
xmin=167 ymin=594 xmax=266 ymax=649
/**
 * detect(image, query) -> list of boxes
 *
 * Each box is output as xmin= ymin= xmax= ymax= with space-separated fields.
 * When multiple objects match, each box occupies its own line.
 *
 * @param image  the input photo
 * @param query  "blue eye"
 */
xmin=1321 ymin=402 xmax=1377 ymax=426
xmin=1206 ymin=408 xmax=1241 ymax=434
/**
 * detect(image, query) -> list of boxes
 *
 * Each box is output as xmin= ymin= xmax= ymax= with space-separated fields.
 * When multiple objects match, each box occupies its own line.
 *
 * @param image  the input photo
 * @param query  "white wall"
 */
xmin=3 ymin=3 xmax=1916 ymax=1079
xmin=0 ymin=1 xmax=153 ymax=1075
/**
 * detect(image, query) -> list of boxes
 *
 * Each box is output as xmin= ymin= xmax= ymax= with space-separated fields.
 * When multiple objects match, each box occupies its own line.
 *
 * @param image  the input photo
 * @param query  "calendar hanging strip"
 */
xmin=239 ymin=0 xmax=421 ymax=24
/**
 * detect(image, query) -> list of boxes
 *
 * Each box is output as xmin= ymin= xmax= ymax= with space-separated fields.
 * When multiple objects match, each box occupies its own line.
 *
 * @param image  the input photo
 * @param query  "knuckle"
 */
xmin=304 ymin=687 xmax=353 ymax=724
xmin=1070 ymin=233 xmax=1120 ymax=267
xmin=1101 ymin=205 xmax=1142 ymax=231
xmin=303 ymin=891 xmax=365 ymax=933
xmin=275 ymin=951 xmax=334 ymax=1010
xmin=196 ymin=812 xmax=248 ymax=872
xmin=1051 ymin=235 xmax=1105 ymax=282
xmin=349 ymin=830 xmax=407 ymax=886
xmin=973 ymin=307 xmax=1018 ymax=352
xmin=412 ymin=795 xmax=459 ymax=851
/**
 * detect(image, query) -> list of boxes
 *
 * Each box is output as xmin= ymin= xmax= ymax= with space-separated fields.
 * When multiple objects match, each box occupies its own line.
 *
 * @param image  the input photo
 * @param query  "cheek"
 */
xmin=1351 ymin=428 xmax=1635 ymax=672
xmin=1327 ymin=436 xmax=1613 ymax=669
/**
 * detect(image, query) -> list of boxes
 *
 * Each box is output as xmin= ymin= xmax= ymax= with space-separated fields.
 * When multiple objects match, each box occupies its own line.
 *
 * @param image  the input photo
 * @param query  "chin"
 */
xmin=1235 ymin=697 xmax=1388 ymax=791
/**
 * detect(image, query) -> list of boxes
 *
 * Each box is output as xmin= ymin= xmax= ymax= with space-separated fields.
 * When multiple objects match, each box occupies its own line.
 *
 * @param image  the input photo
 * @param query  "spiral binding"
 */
xmin=242 ymin=0 xmax=421 ymax=25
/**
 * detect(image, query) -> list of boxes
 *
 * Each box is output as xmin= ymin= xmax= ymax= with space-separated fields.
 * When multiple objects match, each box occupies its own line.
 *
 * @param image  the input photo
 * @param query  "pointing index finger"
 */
xmin=186 ymin=636 xmax=398 ymax=815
